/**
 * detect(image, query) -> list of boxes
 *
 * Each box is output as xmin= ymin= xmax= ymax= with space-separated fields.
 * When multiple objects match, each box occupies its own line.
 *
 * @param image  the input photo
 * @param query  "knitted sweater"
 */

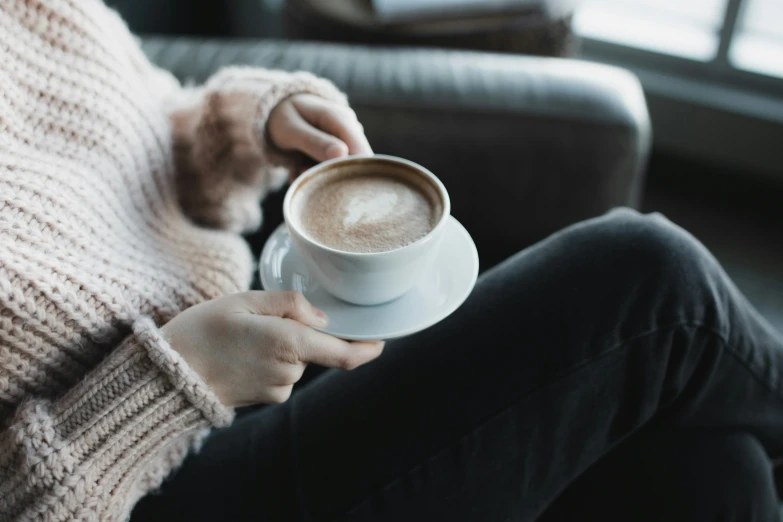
xmin=0 ymin=1 xmax=348 ymax=520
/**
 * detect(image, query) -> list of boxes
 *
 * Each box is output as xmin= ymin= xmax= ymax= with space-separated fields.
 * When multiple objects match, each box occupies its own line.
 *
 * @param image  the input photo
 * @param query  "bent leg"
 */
xmin=133 ymin=209 xmax=783 ymax=522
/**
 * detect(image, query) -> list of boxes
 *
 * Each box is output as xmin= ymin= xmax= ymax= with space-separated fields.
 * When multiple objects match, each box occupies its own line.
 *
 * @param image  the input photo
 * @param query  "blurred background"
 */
xmin=111 ymin=0 xmax=783 ymax=333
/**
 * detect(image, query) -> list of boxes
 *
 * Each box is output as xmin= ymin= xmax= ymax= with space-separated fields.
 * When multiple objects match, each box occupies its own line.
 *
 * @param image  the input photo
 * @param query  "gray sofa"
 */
xmin=143 ymin=38 xmax=650 ymax=269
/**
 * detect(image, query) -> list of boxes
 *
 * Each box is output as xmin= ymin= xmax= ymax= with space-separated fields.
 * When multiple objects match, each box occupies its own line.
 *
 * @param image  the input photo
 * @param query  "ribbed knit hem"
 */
xmin=0 ymin=318 xmax=234 ymax=520
xmin=132 ymin=317 xmax=233 ymax=426
xmin=52 ymin=317 xmax=234 ymax=435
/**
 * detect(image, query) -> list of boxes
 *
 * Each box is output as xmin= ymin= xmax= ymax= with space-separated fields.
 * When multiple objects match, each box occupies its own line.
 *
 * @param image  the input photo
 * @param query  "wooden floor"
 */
xmin=642 ymin=153 xmax=783 ymax=335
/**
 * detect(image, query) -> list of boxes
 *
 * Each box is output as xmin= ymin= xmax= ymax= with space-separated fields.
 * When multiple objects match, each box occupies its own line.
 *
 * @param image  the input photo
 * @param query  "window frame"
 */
xmin=574 ymin=0 xmax=783 ymax=182
xmin=576 ymin=0 xmax=783 ymax=99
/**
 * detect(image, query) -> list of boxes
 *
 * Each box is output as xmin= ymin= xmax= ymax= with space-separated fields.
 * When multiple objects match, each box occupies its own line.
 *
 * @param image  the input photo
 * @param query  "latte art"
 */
xmin=343 ymin=190 xmax=399 ymax=226
xmin=294 ymin=171 xmax=442 ymax=253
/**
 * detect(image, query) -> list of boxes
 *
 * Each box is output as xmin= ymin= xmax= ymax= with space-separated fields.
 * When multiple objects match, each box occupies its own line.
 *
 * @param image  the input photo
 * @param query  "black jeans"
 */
xmin=132 ymin=209 xmax=782 ymax=521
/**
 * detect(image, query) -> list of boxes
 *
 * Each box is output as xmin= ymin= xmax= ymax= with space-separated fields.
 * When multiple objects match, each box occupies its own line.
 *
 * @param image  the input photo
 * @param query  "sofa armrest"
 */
xmin=143 ymin=38 xmax=650 ymax=268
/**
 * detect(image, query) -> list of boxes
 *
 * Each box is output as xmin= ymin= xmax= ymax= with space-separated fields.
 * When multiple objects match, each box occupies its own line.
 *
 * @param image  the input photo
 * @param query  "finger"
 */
xmin=297 ymin=329 xmax=384 ymax=370
xmin=294 ymin=97 xmax=373 ymax=156
xmin=242 ymin=291 xmax=328 ymax=328
xmin=288 ymin=109 xmax=349 ymax=162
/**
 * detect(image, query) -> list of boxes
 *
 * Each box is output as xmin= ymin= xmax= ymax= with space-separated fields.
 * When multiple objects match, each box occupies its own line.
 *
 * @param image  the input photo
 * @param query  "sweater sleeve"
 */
xmin=0 ymin=318 xmax=234 ymax=521
xmin=167 ymin=67 xmax=349 ymax=234
xmin=108 ymin=7 xmax=350 ymax=233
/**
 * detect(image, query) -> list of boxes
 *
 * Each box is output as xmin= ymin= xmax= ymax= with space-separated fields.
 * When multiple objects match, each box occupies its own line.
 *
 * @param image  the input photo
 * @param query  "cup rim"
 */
xmin=283 ymin=154 xmax=451 ymax=258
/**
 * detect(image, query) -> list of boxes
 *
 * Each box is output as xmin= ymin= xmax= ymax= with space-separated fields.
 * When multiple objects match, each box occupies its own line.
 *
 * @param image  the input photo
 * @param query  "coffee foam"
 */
xmin=291 ymin=162 xmax=444 ymax=253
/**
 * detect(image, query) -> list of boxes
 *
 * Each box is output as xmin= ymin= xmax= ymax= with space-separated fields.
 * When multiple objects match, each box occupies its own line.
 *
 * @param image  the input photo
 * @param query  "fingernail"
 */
xmin=312 ymin=306 xmax=329 ymax=325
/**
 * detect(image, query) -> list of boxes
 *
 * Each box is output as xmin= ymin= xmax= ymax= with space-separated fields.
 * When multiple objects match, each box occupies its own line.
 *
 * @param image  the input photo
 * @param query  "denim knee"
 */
xmin=582 ymin=207 xmax=724 ymax=321
xmin=596 ymin=208 xmax=709 ymax=275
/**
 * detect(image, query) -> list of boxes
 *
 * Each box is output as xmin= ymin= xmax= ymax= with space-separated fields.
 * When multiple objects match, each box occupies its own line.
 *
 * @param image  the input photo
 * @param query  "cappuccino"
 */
xmin=293 ymin=167 xmax=443 ymax=253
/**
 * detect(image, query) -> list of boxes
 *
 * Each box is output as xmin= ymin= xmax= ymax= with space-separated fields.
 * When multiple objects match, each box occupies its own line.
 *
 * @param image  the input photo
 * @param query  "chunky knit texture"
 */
xmin=0 ymin=1 xmax=349 ymax=520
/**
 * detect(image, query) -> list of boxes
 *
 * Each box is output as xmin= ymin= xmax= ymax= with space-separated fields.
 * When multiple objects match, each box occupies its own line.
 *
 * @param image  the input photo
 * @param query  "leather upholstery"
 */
xmin=143 ymin=38 xmax=651 ymax=269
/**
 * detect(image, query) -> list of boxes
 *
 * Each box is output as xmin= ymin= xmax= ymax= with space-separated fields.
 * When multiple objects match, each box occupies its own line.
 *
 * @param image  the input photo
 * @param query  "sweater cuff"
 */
xmin=206 ymin=66 xmax=349 ymax=173
xmin=52 ymin=317 xmax=233 ymax=442
xmin=0 ymin=318 xmax=233 ymax=516
xmin=130 ymin=317 xmax=234 ymax=426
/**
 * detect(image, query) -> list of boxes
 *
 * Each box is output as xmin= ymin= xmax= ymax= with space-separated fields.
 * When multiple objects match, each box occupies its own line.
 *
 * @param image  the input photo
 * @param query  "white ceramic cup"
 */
xmin=283 ymin=154 xmax=451 ymax=306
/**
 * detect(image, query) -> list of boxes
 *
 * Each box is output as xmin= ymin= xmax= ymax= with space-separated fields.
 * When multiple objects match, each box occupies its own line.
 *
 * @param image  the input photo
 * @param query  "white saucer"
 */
xmin=259 ymin=216 xmax=479 ymax=341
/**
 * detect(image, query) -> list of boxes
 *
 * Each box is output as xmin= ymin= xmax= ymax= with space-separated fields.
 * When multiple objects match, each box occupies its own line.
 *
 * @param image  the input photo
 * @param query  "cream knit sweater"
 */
xmin=0 ymin=1 xmax=349 ymax=520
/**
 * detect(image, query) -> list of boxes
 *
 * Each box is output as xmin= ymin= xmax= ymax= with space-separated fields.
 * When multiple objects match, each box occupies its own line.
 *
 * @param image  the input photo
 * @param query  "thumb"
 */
xmin=242 ymin=291 xmax=328 ymax=328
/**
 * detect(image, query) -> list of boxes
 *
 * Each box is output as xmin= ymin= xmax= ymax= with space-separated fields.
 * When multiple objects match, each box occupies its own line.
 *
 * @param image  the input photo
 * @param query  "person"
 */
xmin=0 ymin=1 xmax=780 ymax=521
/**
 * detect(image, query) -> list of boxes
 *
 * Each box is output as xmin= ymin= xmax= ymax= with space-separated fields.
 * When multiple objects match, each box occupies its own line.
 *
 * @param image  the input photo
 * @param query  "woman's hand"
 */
xmin=268 ymin=94 xmax=372 ymax=164
xmin=162 ymin=291 xmax=384 ymax=407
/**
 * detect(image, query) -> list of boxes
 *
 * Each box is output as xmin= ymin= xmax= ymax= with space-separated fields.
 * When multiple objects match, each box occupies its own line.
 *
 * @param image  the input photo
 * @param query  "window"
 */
xmin=573 ymin=0 xmax=782 ymax=180
xmin=575 ymin=0 xmax=783 ymax=81
xmin=574 ymin=0 xmax=728 ymax=61
xmin=730 ymin=0 xmax=783 ymax=79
